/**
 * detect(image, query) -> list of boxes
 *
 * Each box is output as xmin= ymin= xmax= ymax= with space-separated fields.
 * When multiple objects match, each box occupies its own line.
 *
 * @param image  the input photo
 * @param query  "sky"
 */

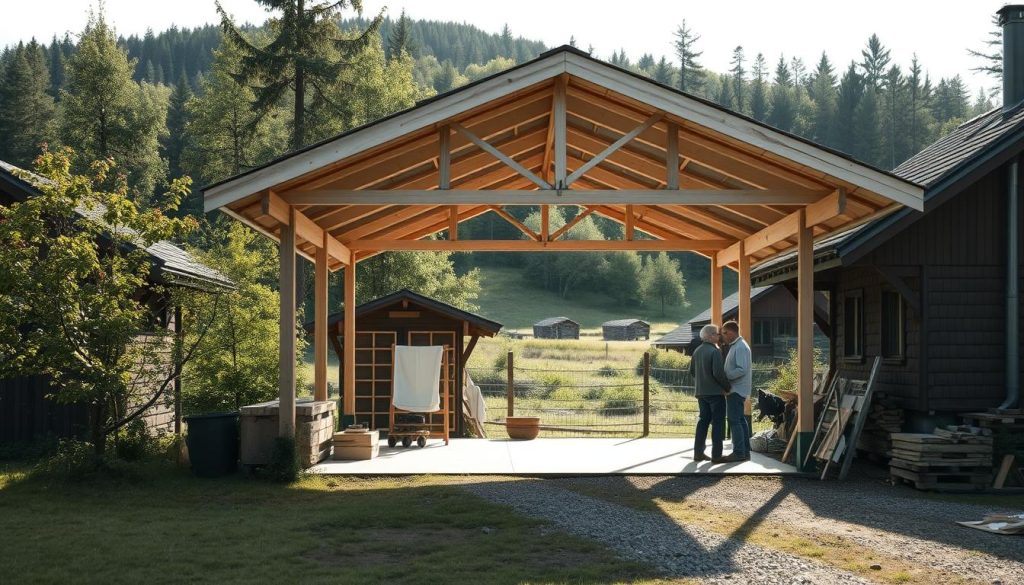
xmin=0 ymin=0 xmax=1005 ymax=97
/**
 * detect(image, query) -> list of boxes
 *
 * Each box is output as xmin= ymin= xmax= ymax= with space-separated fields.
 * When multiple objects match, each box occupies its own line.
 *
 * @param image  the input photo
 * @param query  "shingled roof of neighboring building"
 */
xmin=602 ymin=319 xmax=649 ymax=327
xmin=534 ymin=316 xmax=578 ymax=327
xmin=654 ymin=286 xmax=774 ymax=347
xmin=0 ymin=160 xmax=233 ymax=290
xmin=312 ymin=289 xmax=502 ymax=337
xmin=751 ymin=104 xmax=1024 ymax=283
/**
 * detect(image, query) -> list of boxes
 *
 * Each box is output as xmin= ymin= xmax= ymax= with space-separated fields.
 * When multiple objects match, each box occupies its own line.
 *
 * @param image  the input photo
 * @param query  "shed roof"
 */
xmin=0 ymin=160 xmax=233 ymax=290
xmin=752 ymin=104 xmax=1024 ymax=283
xmin=602 ymin=318 xmax=649 ymax=327
xmin=316 ymin=289 xmax=502 ymax=337
xmin=534 ymin=316 xmax=579 ymax=327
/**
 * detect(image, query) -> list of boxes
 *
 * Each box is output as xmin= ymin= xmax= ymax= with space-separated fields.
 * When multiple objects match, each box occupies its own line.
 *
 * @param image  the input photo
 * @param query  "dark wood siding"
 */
xmin=834 ymin=164 xmax=1023 ymax=413
xmin=0 ymin=375 xmax=90 ymax=442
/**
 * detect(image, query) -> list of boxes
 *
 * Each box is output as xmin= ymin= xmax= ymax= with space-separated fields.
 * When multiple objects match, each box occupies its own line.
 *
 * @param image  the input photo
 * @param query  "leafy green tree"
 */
xmin=59 ymin=11 xmax=169 ymax=198
xmin=640 ymin=252 xmax=686 ymax=316
xmin=600 ymin=251 xmax=644 ymax=306
xmin=0 ymin=147 xmax=211 ymax=457
xmin=0 ymin=41 xmax=54 ymax=166
xmin=184 ymin=220 xmax=282 ymax=413
xmin=216 ymin=0 xmax=383 ymax=151
xmin=464 ymin=56 xmax=516 ymax=82
xmin=521 ymin=208 xmax=605 ymax=298
xmin=184 ymin=41 xmax=288 ymax=186
xmin=356 ymin=251 xmax=481 ymax=310
xmin=673 ymin=20 xmax=704 ymax=94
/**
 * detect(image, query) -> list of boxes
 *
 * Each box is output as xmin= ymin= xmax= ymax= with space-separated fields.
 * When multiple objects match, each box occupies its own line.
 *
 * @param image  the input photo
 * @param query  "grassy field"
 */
xmin=0 ymin=463 xmax=664 ymax=585
xmin=472 ymin=266 xmax=705 ymax=334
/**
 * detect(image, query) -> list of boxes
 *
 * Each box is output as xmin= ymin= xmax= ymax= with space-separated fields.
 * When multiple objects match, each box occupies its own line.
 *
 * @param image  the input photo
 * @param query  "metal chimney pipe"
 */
xmin=1001 ymin=157 xmax=1020 ymax=410
xmin=999 ymin=5 xmax=1024 ymax=110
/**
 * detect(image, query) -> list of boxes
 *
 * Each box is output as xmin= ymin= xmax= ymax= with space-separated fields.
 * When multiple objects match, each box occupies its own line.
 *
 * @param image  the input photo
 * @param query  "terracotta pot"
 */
xmin=505 ymin=416 xmax=541 ymax=440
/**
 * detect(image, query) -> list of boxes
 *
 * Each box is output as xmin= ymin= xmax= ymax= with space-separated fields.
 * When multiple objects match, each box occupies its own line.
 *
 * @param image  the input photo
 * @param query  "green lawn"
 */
xmin=0 ymin=463 xmax=667 ymax=585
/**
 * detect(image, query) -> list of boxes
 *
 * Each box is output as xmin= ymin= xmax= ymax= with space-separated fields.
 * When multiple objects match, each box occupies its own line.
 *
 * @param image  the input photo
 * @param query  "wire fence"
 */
xmin=468 ymin=360 xmax=783 ymax=438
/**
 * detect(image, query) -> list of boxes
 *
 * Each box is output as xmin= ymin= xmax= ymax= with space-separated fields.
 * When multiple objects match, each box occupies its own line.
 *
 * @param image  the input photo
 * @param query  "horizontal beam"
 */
xmin=259 ymin=191 xmax=352 ymax=266
xmin=718 ymin=189 xmax=845 ymax=265
xmin=284 ymin=188 xmax=831 ymax=206
xmin=347 ymin=239 xmax=732 ymax=252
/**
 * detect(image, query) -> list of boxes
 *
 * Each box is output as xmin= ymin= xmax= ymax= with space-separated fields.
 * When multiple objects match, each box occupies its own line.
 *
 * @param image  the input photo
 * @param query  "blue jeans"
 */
xmin=726 ymin=392 xmax=750 ymax=458
xmin=694 ymin=395 xmax=726 ymax=459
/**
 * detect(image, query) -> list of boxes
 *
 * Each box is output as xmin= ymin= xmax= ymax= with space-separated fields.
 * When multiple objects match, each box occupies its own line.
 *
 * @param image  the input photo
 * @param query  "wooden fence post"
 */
xmin=506 ymin=351 xmax=514 ymax=417
xmin=643 ymin=351 xmax=650 ymax=436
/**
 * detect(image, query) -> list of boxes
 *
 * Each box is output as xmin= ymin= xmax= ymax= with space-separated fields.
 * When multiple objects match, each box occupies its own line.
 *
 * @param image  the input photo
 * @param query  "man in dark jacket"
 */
xmin=687 ymin=324 xmax=731 ymax=462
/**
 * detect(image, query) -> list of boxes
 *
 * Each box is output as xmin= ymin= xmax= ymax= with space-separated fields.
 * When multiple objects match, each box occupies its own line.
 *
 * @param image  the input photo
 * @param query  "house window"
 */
xmin=776 ymin=317 xmax=795 ymax=338
xmin=753 ymin=319 xmax=772 ymax=345
xmin=881 ymin=290 xmax=905 ymax=361
xmin=843 ymin=290 xmax=864 ymax=361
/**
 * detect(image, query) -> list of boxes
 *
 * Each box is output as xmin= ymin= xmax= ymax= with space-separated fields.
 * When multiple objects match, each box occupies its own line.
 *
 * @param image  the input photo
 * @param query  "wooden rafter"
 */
xmin=565 ymin=112 xmax=663 ymax=186
xmin=550 ymin=207 xmax=594 ymax=241
xmin=452 ymin=122 xmax=551 ymax=189
xmin=489 ymin=205 xmax=539 ymax=240
xmin=347 ymin=239 xmax=731 ymax=252
xmin=257 ymin=191 xmax=351 ymax=265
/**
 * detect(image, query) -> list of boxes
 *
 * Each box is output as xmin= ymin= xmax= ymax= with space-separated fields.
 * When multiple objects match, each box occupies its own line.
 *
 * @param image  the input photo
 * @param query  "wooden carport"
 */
xmin=203 ymin=46 xmax=923 ymax=470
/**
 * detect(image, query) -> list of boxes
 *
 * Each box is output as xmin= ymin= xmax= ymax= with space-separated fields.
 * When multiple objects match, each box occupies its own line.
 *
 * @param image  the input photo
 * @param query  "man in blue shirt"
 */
xmin=720 ymin=320 xmax=752 ymax=462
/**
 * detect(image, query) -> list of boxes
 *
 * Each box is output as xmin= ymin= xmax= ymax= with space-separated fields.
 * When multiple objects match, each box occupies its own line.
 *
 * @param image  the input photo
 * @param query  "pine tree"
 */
xmin=0 ymin=41 xmax=55 ymax=166
xmin=807 ymin=53 xmax=838 ymax=146
xmin=729 ymin=46 xmax=746 ymax=114
xmin=835 ymin=62 xmax=864 ymax=155
xmin=216 ymin=0 xmax=384 ymax=151
xmin=881 ymin=65 xmax=909 ymax=168
xmin=854 ymin=88 xmax=882 ymax=166
xmin=59 ymin=10 xmax=169 ymax=198
xmin=388 ymin=9 xmax=416 ymax=59
xmin=768 ymin=55 xmax=796 ymax=132
xmin=653 ymin=56 xmax=674 ymax=86
xmin=716 ymin=74 xmax=735 ymax=109
xmin=907 ymin=55 xmax=935 ymax=155
xmin=165 ymin=74 xmax=192 ymax=182
xmin=968 ymin=14 xmax=1002 ymax=96
xmin=500 ymin=24 xmax=514 ymax=58
xmin=673 ymin=20 xmax=704 ymax=94
xmin=860 ymin=33 xmax=891 ymax=91
xmin=749 ymin=53 xmax=768 ymax=121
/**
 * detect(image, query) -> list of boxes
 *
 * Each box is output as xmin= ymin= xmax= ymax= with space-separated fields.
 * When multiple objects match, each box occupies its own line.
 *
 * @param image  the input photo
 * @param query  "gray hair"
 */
xmin=699 ymin=324 xmax=719 ymax=342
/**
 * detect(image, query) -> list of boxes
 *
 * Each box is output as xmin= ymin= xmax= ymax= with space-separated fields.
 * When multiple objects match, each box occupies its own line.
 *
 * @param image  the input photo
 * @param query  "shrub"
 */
xmin=765 ymin=348 xmax=826 ymax=396
xmin=597 ymin=365 xmax=619 ymax=377
xmin=114 ymin=418 xmax=152 ymax=462
xmin=265 ymin=437 xmax=300 ymax=483
xmin=602 ymin=387 xmax=642 ymax=415
xmin=638 ymin=348 xmax=690 ymax=385
xmin=531 ymin=372 xmax=569 ymax=397
xmin=38 ymin=439 xmax=99 ymax=480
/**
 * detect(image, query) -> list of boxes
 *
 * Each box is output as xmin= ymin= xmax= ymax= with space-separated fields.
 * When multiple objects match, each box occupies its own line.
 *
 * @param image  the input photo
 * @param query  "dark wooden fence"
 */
xmin=0 ymin=375 xmax=89 ymax=442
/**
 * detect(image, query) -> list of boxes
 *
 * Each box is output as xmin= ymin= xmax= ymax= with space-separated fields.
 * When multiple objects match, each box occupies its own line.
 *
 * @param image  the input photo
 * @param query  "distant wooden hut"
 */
xmin=533 ymin=317 xmax=580 ymax=339
xmin=602 ymin=319 xmax=650 ymax=341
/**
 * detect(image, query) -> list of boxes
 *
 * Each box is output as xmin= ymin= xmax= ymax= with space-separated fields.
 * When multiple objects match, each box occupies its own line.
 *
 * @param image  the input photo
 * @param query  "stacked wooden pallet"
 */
xmin=857 ymin=392 xmax=903 ymax=458
xmin=889 ymin=429 xmax=993 ymax=492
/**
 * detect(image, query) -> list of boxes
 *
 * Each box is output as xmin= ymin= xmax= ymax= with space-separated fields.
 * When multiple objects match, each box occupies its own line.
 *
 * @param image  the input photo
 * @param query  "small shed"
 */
xmin=602 ymin=319 xmax=650 ymax=341
xmin=533 ymin=317 xmax=580 ymax=339
xmin=311 ymin=289 xmax=502 ymax=435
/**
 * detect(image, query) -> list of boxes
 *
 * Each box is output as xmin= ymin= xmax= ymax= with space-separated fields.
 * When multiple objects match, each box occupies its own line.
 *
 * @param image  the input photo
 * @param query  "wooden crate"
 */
xmin=332 ymin=429 xmax=380 ymax=461
xmin=240 ymin=400 xmax=337 ymax=468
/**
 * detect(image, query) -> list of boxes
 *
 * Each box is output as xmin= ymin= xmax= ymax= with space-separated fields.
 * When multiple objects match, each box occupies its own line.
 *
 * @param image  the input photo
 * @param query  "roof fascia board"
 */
xmin=204 ymin=55 xmax=568 ymax=212
xmin=563 ymin=53 xmax=924 ymax=210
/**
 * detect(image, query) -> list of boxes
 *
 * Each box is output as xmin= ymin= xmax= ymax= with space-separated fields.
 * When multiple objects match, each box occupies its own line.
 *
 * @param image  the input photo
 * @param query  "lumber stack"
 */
xmin=889 ymin=428 xmax=993 ymax=492
xmin=857 ymin=392 xmax=903 ymax=458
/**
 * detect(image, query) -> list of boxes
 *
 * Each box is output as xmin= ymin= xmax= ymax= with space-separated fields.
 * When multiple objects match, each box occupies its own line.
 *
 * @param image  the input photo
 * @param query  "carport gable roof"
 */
xmin=202 ymin=45 xmax=923 ymax=271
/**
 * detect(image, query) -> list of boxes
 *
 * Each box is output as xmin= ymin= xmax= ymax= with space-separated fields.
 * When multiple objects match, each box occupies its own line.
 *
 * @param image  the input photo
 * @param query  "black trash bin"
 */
xmin=184 ymin=412 xmax=239 ymax=478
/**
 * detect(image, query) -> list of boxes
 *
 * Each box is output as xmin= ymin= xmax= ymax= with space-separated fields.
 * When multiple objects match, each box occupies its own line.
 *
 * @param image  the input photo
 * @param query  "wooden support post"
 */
xmin=279 ymin=211 xmax=297 ymax=438
xmin=173 ymin=305 xmax=182 ymax=435
xmin=710 ymin=253 xmax=723 ymax=326
xmin=439 ymin=125 xmax=451 ymax=190
xmin=795 ymin=209 xmax=814 ymax=471
xmin=448 ymin=206 xmax=458 ymax=241
xmin=343 ymin=260 xmax=356 ymax=423
xmin=554 ymin=75 xmax=567 ymax=189
xmin=625 ymin=204 xmax=635 ymax=241
xmin=541 ymin=205 xmax=549 ymax=242
xmin=738 ymin=243 xmax=752 ymax=422
xmin=313 ymin=237 xmax=328 ymax=402
xmin=643 ymin=351 xmax=651 ymax=436
xmin=666 ymin=121 xmax=679 ymax=190
xmin=506 ymin=351 xmax=514 ymax=417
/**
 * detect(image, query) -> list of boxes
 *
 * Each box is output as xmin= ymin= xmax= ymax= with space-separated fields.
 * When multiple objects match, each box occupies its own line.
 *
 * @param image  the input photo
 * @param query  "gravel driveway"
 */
xmin=459 ymin=467 xmax=1024 ymax=584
